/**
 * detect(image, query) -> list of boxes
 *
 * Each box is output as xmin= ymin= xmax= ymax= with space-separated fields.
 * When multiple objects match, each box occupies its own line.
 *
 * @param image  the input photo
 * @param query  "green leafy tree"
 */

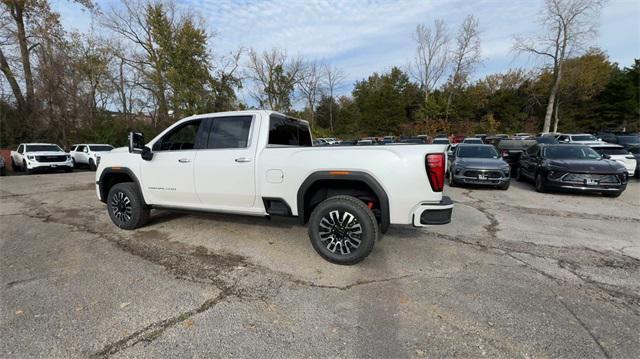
xmin=353 ymin=67 xmax=421 ymax=135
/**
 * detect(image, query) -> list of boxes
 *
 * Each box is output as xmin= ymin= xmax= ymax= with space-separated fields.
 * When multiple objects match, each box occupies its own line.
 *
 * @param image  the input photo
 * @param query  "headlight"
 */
xmin=66 ymin=155 xmax=71 ymax=160
xmin=27 ymin=155 xmax=35 ymax=160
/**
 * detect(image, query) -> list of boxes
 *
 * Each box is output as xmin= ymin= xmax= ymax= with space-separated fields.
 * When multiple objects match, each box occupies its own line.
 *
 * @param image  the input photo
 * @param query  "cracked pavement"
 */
xmin=1 ymin=172 xmax=639 ymax=358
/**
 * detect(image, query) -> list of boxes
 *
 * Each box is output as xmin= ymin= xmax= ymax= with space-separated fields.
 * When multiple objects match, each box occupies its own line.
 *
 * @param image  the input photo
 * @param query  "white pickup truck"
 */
xmin=11 ymin=143 xmax=73 ymax=174
xmin=96 ymin=110 xmax=453 ymax=264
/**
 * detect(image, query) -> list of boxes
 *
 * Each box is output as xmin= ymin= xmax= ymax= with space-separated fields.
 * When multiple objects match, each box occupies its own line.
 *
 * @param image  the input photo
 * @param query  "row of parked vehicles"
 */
xmin=6 ymin=143 xmax=113 ymax=174
xmin=444 ymin=132 xmax=639 ymax=198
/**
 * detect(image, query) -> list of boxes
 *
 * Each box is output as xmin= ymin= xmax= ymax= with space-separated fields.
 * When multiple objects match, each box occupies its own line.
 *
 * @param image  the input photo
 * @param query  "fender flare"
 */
xmin=296 ymin=171 xmax=390 ymax=233
xmin=97 ymin=167 xmax=146 ymax=204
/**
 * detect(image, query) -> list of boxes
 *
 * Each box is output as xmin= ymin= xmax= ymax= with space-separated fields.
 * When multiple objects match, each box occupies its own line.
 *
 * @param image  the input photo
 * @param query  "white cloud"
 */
xmin=51 ymin=0 xmax=639 ymax=102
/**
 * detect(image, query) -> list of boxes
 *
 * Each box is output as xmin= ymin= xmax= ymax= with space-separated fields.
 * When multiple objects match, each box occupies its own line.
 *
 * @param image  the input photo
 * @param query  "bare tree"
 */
xmin=515 ymin=0 xmax=604 ymax=133
xmin=322 ymin=64 xmax=346 ymax=132
xmin=246 ymin=48 xmax=303 ymax=112
xmin=445 ymin=15 xmax=481 ymax=120
xmin=412 ymin=20 xmax=450 ymax=107
xmin=298 ymin=60 xmax=323 ymax=128
xmin=101 ymin=0 xmax=174 ymax=126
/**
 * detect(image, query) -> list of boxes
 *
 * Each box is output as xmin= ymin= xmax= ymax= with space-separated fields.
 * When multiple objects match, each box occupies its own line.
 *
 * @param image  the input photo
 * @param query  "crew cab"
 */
xmin=95 ymin=110 xmax=453 ymax=265
xmin=10 ymin=143 xmax=73 ymax=174
xmin=70 ymin=144 xmax=114 ymax=170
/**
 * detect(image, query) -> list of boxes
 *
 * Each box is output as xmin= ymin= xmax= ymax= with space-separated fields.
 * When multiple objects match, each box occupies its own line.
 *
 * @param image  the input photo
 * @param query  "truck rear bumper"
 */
xmin=411 ymin=196 xmax=453 ymax=227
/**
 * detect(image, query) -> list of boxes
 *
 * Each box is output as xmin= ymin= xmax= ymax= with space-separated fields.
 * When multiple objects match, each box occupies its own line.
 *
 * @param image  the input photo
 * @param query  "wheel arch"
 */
xmin=296 ymin=171 xmax=390 ymax=233
xmin=98 ymin=167 xmax=146 ymax=205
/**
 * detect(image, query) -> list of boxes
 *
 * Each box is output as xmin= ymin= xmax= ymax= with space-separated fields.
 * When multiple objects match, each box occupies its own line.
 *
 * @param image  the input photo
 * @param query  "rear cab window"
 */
xmin=268 ymin=114 xmax=312 ymax=147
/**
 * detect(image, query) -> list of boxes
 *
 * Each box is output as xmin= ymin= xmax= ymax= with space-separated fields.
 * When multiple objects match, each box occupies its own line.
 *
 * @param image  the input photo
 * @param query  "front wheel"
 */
xmin=308 ymin=195 xmax=378 ymax=265
xmin=89 ymin=159 xmax=97 ymax=171
xmin=107 ymin=182 xmax=150 ymax=230
xmin=535 ymin=173 xmax=547 ymax=193
xmin=23 ymin=160 xmax=32 ymax=175
xmin=448 ymin=170 xmax=457 ymax=187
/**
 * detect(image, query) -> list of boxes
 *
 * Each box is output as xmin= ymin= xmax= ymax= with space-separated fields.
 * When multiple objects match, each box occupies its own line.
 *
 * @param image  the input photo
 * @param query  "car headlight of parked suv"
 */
xmin=27 ymin=155 xmax=35 ymax=160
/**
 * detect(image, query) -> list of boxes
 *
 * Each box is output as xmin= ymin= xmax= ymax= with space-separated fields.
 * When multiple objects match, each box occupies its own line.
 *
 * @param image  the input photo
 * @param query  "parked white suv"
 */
xmin=70 ymin=144 xmax=114 ymax=170
xmin=589 ymin=144 xmax=637 ymax=176
xmin=10 ymin=143 xmax=73 ymax=174
xmin=557 ymin=134 xmax=604 ymax=145
xmin=95 ymin=110 xmax=453 ymax=264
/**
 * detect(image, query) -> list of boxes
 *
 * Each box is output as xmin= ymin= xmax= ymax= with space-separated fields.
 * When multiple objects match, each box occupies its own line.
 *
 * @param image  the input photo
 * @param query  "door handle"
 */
xmin=235 ymin=157 xmax=252 ymax=163
xmin=178 ymin=158 xmax=192 ymax=163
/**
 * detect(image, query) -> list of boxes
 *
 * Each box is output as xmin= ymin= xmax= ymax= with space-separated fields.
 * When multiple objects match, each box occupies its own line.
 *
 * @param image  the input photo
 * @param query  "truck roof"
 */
xmin=182 ymin=110 xmax=309 ymax=126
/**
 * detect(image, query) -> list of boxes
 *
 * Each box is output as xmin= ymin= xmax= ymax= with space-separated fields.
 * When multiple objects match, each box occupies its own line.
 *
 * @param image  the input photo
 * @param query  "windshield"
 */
xmin=457 ymin=145 xmax=498 ymax=158
xmin=593 ymin=147 xmax=629 ymax=156
xmin=26 ymin=145 xmax=62 ymax=152
xmin=544 ymin=146 xmax=601 ymax=159
xmin=617 ymin=136 xmax=640 ymax=145
xmin=433 ymin=139 xmax=450 ymax=144
xmin=89 ymin=145 xmax=113 ymax=152
xmin=463 ymin=138 xmax=483 ymax=144
xmin=571 ymin=135 xmax=597 ymax=141
xmin=628 ymin=146 xmax=640 ymax=154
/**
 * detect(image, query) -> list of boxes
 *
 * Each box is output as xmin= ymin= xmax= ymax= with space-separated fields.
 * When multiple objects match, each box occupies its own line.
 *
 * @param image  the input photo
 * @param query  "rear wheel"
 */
xmin=107 ymin=182 xmax=150 ymax=230
xmin=308 ymin=195 xmax=378 ymax=265
xmin=535 ymin=173 xmax=547 ymax=193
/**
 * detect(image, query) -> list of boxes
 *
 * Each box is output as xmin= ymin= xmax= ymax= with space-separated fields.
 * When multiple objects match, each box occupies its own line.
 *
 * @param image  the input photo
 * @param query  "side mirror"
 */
xmin=128 ymin=132 xmax=145 ymax=154
xmin=602 ymin=153 xmax=611 ymax=159
xmin=141 ymin=146 xmax=153 ymax=161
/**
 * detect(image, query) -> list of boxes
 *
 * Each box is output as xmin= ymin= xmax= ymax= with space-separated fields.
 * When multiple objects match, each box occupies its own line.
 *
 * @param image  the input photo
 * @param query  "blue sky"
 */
xmin=54 ymin=0 xmax=640 ymax=103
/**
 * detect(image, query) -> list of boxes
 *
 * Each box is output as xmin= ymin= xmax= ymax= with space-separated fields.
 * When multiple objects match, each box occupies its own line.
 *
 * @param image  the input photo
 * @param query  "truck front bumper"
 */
xmin=411 ymin=196 xmax=454 ymax=227
xmin=26 ymin=159 xmax=73 ymax=171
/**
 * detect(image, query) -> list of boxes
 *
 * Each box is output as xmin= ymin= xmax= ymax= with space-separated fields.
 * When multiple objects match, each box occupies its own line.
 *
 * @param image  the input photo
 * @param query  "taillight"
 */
xmin=426 ymin=153 xmax=445 ymax=192
xmin=501 ymin=149 xmax=509 ymax=157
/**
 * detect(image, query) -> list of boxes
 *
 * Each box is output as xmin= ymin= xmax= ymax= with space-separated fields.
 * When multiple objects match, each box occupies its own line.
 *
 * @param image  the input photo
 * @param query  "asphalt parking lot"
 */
xmin=1 ymin=171 xmax=639 ymax=358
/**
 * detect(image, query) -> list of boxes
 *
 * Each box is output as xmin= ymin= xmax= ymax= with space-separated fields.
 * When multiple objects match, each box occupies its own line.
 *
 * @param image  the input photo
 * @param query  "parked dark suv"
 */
xmin=516 ymin=144 xmax=628 ymax=197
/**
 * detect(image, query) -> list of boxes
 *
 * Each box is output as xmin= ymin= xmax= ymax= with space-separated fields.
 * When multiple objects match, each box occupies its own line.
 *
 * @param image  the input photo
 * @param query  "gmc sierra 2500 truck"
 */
xmin=96 ymin=110 xmax=453 ymax=264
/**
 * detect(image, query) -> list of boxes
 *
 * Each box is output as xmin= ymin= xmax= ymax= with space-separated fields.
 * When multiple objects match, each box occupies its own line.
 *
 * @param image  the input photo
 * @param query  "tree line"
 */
xmin=0 ymin=0 xmax=637 ymax=148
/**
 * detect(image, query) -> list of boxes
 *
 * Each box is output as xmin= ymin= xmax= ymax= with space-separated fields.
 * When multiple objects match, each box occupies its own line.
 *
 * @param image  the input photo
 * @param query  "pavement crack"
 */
xmin=296 ymin=273 xmax=418 ymax=291
xmin=91 ymin=287 xmax=234 ymax=358
xmin=554 ymin=292 xmax=611 ymax=359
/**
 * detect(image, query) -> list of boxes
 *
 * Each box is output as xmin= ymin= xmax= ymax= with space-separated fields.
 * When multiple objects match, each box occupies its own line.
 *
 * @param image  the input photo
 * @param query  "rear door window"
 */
xmin=206 ymin=116 xmax=253 ymax=149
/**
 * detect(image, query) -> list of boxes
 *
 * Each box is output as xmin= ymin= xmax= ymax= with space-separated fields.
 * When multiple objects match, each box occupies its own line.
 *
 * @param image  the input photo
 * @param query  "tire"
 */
xmin=534 ymin=173 xmax=547 ymax=193
xmin=107 ymin=182 xmax=150 ymax=230
xmin=515 ymin=167 xmax=524 ymax=182
xmin=71 ymin=158 xmax=77 ymax=169
xmin=89 ymin=159 xmax=96 ymax=171
xmin=308 ymin=195 xmax=378 ymax=265
xmin=498 ymin=180 xmax=510 ymax=190
xmin=602 ymin=190 xmax=622 ymax=198
xmin=11 ymin=158 xmax=19 ymax=172
xmin=448 ymin=170 xmax=457 ymax=187
xmin=23 ymin=160 xmax=32 ymax=175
